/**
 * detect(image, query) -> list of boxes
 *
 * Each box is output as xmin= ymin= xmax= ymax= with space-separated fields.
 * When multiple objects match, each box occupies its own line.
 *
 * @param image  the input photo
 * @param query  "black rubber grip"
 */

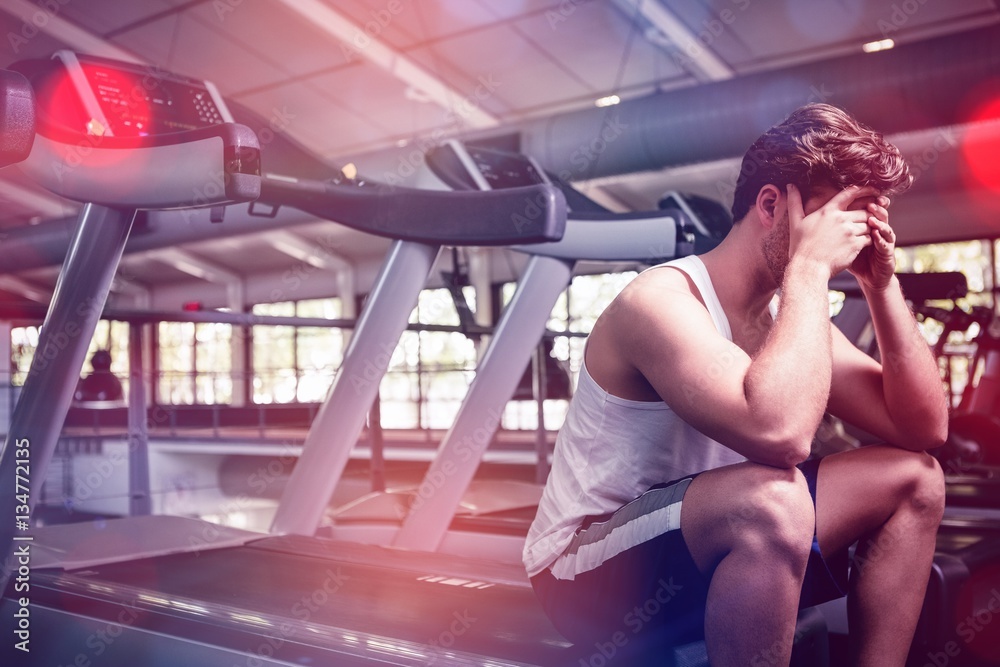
xmin=259 ymin=177 xmax=567 ymax=246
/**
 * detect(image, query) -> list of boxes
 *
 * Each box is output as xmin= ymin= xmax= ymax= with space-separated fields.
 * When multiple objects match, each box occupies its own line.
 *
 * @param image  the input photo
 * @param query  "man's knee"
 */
xmin=898 ymin=450 xmax=946 ymax=523
xmin=730 ymin=465 xmax=814 ymax=566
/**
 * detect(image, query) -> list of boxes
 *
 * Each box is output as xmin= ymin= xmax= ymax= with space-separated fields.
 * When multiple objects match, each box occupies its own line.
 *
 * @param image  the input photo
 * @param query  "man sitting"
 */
xmin=524 ymin=103 xmax=947 ymax=666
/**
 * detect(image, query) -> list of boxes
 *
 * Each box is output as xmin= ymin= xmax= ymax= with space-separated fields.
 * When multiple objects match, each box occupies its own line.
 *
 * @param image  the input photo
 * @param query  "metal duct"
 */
xmin=6 ymin=26 xmax=1000 ymax=274
xmin=518 ymin=24 xmax=1000 ymax=181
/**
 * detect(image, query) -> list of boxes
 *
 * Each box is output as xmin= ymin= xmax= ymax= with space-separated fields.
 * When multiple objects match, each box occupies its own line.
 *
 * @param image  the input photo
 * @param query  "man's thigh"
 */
xmin=680 ymin=458 xmax=851 ymax=607
xmin=813 ymin=444 xmax=943 ymax=557
xmin=679 ymin=460 xmax=812 ymax=575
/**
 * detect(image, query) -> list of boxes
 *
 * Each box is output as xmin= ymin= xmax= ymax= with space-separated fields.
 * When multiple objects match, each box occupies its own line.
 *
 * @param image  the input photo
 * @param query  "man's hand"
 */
xmin=786 ymin=184 xmax=875 ymax=278
xmin=850 ymin=195 xmax=896 ymax=292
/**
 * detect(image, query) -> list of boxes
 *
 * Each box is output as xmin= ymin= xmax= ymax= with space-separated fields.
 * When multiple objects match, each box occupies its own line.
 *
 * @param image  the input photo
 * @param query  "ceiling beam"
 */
xmin=0 ymin=275 xmax=49 ymax=303
xmin=145 ymin=248 xmax=241 ymax=284
xmin=617 ymin=0 xmax=734 ymax=82
xmin=0 ymin=0 xmax=142 ymax=63
xmin=276 ymin=0 xmax=499 ymax=129
xmin=265 ymin=230 xmax=350 ymax=271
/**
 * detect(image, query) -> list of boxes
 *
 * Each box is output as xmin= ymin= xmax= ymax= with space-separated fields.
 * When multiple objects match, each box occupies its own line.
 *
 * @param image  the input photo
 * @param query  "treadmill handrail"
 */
xmin=424 ymin=140 xmax=702 ymax=260
xmin=258 ymin=175 xmax=567 ymax=246
xmin=510 ymin=210 xmax=690 ymax=261
xmin=554 ymin=208 xmax=678 ymax=222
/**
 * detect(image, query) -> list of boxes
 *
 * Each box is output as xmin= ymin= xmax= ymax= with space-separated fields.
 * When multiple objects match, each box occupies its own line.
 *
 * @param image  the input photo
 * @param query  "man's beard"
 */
xmin=762 ymin=213 xmax=791 ymax=286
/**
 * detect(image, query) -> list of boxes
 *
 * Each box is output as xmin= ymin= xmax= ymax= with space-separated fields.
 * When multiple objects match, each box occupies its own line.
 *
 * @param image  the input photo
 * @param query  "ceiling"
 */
xmin=0 ymin=0 xmax=997 ymax=310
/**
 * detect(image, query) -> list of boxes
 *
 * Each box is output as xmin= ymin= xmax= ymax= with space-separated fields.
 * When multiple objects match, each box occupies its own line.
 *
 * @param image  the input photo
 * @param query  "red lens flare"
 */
xmin=960 ymin=98 xmax=1000 ymax=193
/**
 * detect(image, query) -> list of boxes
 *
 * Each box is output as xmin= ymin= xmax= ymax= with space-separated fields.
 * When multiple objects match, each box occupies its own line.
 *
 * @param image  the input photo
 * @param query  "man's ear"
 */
xmin=754 ymin=184 xmax=782 ymax=229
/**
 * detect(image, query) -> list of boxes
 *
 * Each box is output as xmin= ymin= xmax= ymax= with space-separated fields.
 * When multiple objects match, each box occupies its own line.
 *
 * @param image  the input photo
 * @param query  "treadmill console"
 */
xmin=49 ymin=51 xmax=233 ymax=137
xmin=428 ymin=140 xmax=620 ymax=215
xmin=428 ymin=140 xmax=550 ymax=191
xmin=464 ymin=145 xmax=549 ymax=189
xmin=13 ymin=51 xmax=259 ymax=209
xmin=428 ymin=140 xmax=703 ymax=261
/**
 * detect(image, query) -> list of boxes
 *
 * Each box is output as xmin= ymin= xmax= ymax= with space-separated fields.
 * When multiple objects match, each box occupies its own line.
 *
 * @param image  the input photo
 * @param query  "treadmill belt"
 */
xmin=21 ymin=543 xmax=572 ymax=665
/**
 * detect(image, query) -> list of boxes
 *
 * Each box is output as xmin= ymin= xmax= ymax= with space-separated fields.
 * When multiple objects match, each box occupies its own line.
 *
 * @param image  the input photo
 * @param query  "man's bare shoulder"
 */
xmin=611 ymin=265 xmax=711 ymax=323
xmin=589 ymin=263 xmax=747 ymax=405
xmin=596 ymin=264 xmax=722 ymax=360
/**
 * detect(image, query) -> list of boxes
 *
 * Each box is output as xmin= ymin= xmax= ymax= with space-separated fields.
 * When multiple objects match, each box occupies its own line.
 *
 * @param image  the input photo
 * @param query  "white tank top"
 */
xmin=523 ymin=255 xmax=747 ymax=577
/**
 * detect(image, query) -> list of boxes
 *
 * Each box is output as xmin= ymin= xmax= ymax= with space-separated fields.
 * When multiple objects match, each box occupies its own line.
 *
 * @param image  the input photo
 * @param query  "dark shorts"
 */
xmin=530 ymin=457 xmax=849 ymax=647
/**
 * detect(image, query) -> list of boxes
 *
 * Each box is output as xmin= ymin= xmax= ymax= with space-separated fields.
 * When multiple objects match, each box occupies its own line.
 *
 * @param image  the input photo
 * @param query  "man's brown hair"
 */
xmin=730 ymin=103 xmax=912 ymax=222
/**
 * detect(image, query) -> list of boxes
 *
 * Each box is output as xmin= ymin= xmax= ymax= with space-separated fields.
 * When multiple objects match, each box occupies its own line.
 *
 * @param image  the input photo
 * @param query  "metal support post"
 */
xmin=0 ymin=204 xmax=136 ymax=590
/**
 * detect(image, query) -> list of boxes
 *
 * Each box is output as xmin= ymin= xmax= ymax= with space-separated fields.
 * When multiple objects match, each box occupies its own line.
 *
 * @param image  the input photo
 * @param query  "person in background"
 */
xmin=75 ymin=349 xmax=124 ymax=403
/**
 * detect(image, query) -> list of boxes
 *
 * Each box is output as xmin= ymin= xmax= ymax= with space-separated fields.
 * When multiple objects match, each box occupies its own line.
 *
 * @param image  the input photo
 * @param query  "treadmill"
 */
xmin=392 ymin=141 xmax=714 ymax=554
xmin=0 ymin=52 xmax=590 ymax=667
xmin=291 ymin=141 xmax=829 ymax=666
xmin=273 ymin=140 xmax=707 ymax=558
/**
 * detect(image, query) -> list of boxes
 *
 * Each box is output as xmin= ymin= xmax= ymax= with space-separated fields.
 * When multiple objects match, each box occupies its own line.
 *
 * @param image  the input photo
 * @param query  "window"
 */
xmin=295 ymin=298 xmax=345 ymax=402
xmin=381 ymin=288 xmax=477 ymax=429
xmin=195 ymin=322 xmax=233 ymax=404
xmin=10 ymin=325 xmax=39 ymax=387
xmin=251 ymin=298 xmax=344 ymax=404
xmin=501 ymin=271 xmax=638 ymax=430
xmin=157 ymin=320 xmax=232 ymax=404
xmin=12 ymin=320 xmax=129 ymax=394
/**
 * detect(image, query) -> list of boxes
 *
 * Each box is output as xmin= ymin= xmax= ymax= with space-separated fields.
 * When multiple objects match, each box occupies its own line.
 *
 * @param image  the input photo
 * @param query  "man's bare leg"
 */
xmin=814 ymin=445 xmax=945 ymax=666
xmin=681 ymin=462 xmax=815 ymax=666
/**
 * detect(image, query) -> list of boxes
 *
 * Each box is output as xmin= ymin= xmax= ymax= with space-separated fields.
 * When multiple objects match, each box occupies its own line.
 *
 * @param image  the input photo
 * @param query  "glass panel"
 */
xmin=253 ymin=325 xmax=295 ymax=403
xmin=422 ymin=370 xmax=474 ymax=429
xmin=11 ymin=326 xmax=39 ymax=386
xmin=253 ymin=302 xmax=296 ymax=317
xmin=158 ymin=322 xmax=194 ymax=404
xmin=195 ymin=323 xmax=232 ymax=372
xmin=412 ymin=288 xmax=460 ymax=326
xmin=296 ymin=297 xmax=342 ymax=319
xmin=295 ymin=327 xmax=339 ymax=402
xmin=380 ymin=367 xmax=420 ymax=429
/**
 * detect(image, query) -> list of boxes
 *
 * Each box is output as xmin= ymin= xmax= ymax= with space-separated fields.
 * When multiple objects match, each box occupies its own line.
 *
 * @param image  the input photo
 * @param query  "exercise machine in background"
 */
xmin=0 ymin=52 xmax=579 ymax=667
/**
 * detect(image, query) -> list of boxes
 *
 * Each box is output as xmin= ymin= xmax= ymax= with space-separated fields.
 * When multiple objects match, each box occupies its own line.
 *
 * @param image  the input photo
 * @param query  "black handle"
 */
xmin=259 ymin=176 xmax=567 ymax=246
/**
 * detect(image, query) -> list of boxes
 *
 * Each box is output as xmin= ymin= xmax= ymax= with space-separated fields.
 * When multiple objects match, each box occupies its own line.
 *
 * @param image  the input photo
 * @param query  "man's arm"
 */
xmin=619 ymin=185 xmax=875 ymax=468
xmin=828 ymin=197 xmax=949 ymax=450
xmin=828 ymin=280 xmax=949 ymax=450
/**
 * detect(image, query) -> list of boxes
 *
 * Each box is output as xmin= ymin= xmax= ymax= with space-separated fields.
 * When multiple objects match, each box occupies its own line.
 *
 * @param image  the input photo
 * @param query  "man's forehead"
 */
xmin=807 ymin=183 xmax=883 ymax=209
